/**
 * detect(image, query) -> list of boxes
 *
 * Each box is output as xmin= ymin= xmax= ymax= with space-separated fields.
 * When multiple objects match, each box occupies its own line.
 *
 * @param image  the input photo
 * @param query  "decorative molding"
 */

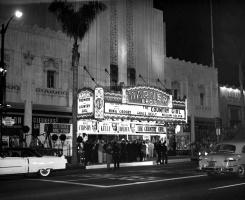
xmin=6 ymin=84 xmax=21 ymax=92
xmin=172 ymin=80 xmax=180 ymax=89
xmin=104 ymin=91 xmax=122 ymax=103
xmin=126 ymin=0 xmax=134 ymax=68
xmin=36 ymin=87 xmax=68 ymax=97
xmin=198 ymin=83 xmax=205 ymax=93
xmin=42 ymin=56 xmax=60 ymax=73
xmin=23 ymin=50 xmax=35 ymax=66
xmin=110 ymin=0 xmax=118 ymax=65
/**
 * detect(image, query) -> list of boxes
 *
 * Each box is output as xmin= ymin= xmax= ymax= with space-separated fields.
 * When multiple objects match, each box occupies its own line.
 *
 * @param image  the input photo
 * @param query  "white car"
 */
xmin=0 ymin=147 xmax=67 ymax=177
xmin=198 ymin=140 xmax=245 ymax=178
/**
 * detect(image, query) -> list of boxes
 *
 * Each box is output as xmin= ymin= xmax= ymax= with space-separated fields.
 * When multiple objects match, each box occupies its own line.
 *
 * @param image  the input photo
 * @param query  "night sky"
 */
xmin=154 ymin=0 xmax=245 ymax=88
xmin=1 ymin=0 xmax=245 ymax=87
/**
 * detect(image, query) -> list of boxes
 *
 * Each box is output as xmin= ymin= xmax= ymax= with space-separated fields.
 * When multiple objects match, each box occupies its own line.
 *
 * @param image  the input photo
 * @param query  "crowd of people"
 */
xmin=78 ymin=137 xmax=170 ymax=170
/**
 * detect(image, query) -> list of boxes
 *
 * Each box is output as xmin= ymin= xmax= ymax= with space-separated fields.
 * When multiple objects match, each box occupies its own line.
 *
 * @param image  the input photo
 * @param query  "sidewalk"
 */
xmin=84 ymin=155 xmax=192 ymax=170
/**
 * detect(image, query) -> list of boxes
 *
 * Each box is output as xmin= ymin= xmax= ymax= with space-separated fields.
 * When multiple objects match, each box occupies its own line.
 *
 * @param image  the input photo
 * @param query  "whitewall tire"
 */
xmin=38 ymin=169 xmax=51 ymax=177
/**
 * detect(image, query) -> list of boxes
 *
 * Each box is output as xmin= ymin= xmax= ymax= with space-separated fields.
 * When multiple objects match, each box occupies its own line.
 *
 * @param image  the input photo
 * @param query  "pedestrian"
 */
xmin=173 ymin=137 xmax=177 ymax=156
xmin=148 ymin=140 xmax=154 ymax=158
xmin=126 ymin=140 xmax=132 ymax=162
xmin=105 ymin=141 xmax=113 ymax=170
xmin=145 ymin=141 xmax=149 ymax=159
xmin=92 ymin=140 xmax=98 ymax=164
xmin=141 ymin=141 xmax=147 ymax=161
xmin=112 ymin=140 xmax=120 ymax=170
xmin=98 ymin=139 xmax=104 ymax=164
xmin=161 ymin=141 xmax=168 ymax=164
xmin=156 ymin=141 xmax=162 ymax=165
xmin=83 ymin=140 xmax=90 ymax=166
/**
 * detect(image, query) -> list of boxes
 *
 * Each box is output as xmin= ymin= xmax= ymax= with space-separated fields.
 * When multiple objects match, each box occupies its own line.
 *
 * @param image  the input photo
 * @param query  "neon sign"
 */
xmin=122 ymin=86 xmax=172 ymax=108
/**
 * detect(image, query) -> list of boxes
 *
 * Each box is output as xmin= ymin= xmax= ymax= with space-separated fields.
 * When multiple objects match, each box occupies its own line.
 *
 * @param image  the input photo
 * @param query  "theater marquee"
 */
xmin=122 ymin=86 xmax=172 ymax=108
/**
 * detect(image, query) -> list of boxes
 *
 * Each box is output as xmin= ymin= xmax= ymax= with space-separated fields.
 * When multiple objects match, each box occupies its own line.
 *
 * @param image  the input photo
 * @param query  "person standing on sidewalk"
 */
xmin=148 ymin=140 xmax=154 ymax=158
xmin=141 ymin=141 xmax=147 ymax=161
xmin=98 ymin=140 xmax=104 ymax=164
xmin=161 ymin=141 xmax=168 ymax=164
xmin=105 ymin=141 xmax=113 ymax=170
xmin=156 ymin=141 xmax=162 ymax=165
xmin=112 ymin=140 xmax=120 ymax=170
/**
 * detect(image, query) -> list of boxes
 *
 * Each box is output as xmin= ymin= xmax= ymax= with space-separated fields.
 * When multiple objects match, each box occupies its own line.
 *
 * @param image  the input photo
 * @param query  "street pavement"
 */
xmin=1 ymin=160 xmax=245 ymax=200
xmin=67 ymin=155 xmax=192 ymax=170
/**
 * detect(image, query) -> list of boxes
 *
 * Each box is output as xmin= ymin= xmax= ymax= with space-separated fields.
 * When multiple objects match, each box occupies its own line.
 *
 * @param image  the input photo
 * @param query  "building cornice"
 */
xmin=0 ymin=19 xmax=72 ymax=42
xmin=165 ymin=56 xmax=218 ymax=72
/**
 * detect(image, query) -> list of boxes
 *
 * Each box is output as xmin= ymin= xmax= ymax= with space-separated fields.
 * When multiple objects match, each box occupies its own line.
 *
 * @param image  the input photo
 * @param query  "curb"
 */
xmin=85 ymin=158 xmax=191 ymax=170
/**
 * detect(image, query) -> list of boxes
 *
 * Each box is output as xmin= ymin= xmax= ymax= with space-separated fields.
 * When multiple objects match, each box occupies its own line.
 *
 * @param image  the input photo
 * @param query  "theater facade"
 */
xmin=77 ymin=86 xmax=187 ymax=144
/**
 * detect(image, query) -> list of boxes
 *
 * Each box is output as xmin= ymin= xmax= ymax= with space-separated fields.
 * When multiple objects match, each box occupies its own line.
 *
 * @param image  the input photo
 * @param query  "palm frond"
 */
xmin=76 ymin=1 xmax=107 ymax=40
xmin=48 ymin=0 xmax=107 ymax=41
xmin=48 ymin=0 xmax=77 ymax=39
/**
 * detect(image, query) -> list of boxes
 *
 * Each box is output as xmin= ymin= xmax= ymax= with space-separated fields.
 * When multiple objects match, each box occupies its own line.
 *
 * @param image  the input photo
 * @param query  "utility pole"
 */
xmin=239 ymin=64 xmax=245 ymax=128
xmin=210 ymin=0 xmax=215 ymax=68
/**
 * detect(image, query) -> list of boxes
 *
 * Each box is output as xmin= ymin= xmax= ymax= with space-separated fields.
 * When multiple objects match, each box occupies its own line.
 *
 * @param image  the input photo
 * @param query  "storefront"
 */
xmin=1 ymin=105 xmax=71 ymax=148
xmin=77 ymin=86 xmax=187 ymax=147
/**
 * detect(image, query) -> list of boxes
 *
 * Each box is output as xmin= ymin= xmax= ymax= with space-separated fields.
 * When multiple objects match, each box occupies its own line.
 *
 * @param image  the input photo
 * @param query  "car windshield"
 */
xmin=211 ymin=144 xmax=236 ymax=153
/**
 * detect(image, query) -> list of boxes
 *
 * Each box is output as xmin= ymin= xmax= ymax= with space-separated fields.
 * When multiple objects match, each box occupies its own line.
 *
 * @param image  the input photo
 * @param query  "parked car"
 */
xmin=198 ymin=140 xmax=245 ymax=178
xmin=0 ymin=147 xmax=67 ymax=177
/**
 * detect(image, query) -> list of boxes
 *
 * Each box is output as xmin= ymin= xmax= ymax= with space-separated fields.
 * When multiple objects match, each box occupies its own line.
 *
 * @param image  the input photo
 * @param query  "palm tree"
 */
xmin=49 ymin=0 xmax=106 ymax=164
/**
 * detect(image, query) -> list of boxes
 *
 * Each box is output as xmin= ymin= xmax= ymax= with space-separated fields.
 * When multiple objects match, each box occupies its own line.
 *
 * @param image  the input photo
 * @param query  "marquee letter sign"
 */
xmin=94 ymin=87 xmax=104 ymax=119
xmin=77 ymin=88 xmax=94 ymax=118
xmin=122 ymin=86 xmax=172 ymax=108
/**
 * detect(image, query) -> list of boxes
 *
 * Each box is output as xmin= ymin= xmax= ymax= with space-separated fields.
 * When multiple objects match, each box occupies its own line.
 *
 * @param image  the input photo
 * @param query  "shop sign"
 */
xmin=98 ymin=122 xmax=118 ymax=133
xmin=33 ymin=117 xmax=56 ymax=130
xmin=136 ymin=125 xmax=166 ymax=133
xmin=105 ymin=103 xmax=185 ymax=119
xmin=122 ymin=86 xmax=172 ymax=108
xmin=2 ymin=114 xmax=23 ymax=128
xmin=94 ymin=87 xmax=104 ymax=119
xmin=78 ymin=89 xmax=94 ymax=116
xmin=2 ymin=117 xmax=15 ymax=126
xmin=52 ymin=124 xmax=71 ymax=134
xmin=77 ymin=120 xmax=97 ymax=133
xmin=118 ymin=123 xmax=131 ymax=134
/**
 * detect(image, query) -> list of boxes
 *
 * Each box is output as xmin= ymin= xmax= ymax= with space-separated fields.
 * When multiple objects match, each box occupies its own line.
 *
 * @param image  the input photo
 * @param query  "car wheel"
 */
xmin=236 ymin=165 xmax=245 ymax=178
xmin=206 ymin=172 xmax=216 ymax=178
xmin=38 ymin=169 xmax=51 ymax=177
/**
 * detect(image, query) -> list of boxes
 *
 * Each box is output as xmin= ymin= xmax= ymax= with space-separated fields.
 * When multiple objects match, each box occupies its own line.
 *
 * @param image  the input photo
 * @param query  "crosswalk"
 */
xmin=31 ymin=173 xmax=206 ymax=188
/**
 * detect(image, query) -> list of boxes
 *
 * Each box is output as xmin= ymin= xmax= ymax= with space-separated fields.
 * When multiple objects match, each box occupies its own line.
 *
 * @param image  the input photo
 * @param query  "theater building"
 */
xmin=0 ymin=0 xmax=219 ymax=151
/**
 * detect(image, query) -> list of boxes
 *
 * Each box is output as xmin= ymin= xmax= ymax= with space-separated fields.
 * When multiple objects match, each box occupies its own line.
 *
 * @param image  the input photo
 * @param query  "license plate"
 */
xmin=208 ymin=161 xmax=215 ymax=167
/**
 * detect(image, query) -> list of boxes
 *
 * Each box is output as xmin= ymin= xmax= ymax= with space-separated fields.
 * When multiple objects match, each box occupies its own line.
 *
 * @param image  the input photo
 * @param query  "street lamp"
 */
xmin=0 ymin=11 xmax=22 ymax=148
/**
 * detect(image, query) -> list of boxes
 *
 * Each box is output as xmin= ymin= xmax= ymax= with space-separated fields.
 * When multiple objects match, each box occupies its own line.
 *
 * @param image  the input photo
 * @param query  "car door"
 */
xmin=1 ymin=150 xmax=27 ymax=175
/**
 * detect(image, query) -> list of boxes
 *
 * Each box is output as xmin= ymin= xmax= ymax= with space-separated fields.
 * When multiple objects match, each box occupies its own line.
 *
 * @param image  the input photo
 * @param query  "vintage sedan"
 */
xmin=198 ymin=140 xmax=245 ymax=178
xmin=0 ymin=147 xmax=67 ymax=177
